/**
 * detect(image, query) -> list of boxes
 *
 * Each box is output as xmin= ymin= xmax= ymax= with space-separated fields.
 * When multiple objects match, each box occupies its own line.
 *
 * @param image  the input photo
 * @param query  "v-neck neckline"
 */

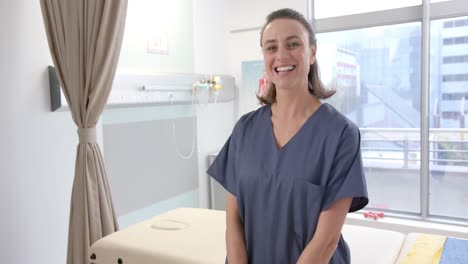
xmin=267 ymin=103 xmax=326 ymax=152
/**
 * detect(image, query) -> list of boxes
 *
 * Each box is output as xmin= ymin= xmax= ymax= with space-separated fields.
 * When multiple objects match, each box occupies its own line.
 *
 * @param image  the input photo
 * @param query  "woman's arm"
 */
xmin=296 ymin=197 xmax=352 ymax=264
xmin=226 ymin=192 xmax=248 ymax=264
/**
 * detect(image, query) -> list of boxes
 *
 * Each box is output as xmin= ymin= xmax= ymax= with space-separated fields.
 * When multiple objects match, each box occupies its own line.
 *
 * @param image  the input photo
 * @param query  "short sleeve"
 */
xmin=322 ymin=124 xmax=369 ymax=212
xmin=206 ymin=122 xmax=240 ymax=196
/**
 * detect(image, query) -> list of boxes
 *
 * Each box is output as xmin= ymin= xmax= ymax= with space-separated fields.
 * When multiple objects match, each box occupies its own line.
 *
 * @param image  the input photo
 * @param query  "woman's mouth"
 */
xmin=275 ymin=65 xmax=296 ymax=73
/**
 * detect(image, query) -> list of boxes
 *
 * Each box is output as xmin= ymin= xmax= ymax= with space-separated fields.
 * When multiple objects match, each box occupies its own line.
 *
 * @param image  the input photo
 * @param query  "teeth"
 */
xmin=276 ymin=66 xmax=295 ymax=72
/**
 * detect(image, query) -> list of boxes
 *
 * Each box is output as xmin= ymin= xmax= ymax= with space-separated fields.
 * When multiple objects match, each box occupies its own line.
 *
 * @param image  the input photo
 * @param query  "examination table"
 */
xmin=90 ymin=207 xmax=410 ymax=264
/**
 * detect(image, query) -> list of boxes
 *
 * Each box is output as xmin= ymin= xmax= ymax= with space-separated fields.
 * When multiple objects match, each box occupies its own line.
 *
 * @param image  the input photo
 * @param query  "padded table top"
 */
xmin=91 ymin=207 xmax=407 ymax=264
xmin=91 ymin=208 xmax=226 ymax=264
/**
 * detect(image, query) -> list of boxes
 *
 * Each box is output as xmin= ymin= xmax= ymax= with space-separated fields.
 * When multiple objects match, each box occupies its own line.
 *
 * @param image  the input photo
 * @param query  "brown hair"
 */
xmin=258 ymin=8 xmax=335 ymax=105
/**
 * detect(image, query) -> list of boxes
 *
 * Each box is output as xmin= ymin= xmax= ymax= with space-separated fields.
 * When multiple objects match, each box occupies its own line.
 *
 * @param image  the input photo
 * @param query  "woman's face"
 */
xmin=261 ymin=18 xmax=316 ymax=92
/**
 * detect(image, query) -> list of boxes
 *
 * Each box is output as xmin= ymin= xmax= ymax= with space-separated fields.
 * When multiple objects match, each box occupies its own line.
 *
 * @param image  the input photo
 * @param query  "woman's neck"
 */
xmin=272 ymin=88 xmax=321 ymax=120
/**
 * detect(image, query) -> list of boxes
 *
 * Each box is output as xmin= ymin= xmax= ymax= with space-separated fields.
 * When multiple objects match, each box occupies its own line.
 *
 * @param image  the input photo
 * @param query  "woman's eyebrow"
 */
xmin=263 ymin=35 xmax=301 ymax=46
xmin=285 ymin=35 xmax=301 ymax=41
xmin=263 ymin=39 xmax=277 ymax=46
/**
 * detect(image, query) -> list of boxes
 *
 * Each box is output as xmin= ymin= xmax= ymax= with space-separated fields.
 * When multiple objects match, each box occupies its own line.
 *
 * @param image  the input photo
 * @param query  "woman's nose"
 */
xmin=276 ymin=46 xmax=290 ymax=60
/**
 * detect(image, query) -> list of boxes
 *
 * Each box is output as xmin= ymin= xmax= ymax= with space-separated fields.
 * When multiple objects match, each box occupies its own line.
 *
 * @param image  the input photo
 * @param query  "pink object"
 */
xmin=364 ymin=211 xmax=385 ymax=220
xmin=257 ymin=78 xmax=269 ymax=97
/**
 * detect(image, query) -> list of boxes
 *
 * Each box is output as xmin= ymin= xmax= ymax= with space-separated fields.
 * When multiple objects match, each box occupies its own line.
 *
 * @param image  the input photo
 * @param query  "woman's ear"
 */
xmin=309 ymin=45 xmax=317 ymax=65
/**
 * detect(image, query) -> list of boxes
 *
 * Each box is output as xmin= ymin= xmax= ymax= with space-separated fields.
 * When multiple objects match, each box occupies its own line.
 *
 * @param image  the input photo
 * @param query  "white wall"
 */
xmin=193 ymin=0 xmax=231 ymax=75
xmin=229 ymin=30 xmax=264 ymax=115
xmin=228 ymin=0 xmax=309 ymax=31
xmin=118 ymin=0 xmax=195 ymax=74
xmin=1 ymin=1 xmax=77 ymax=263
xmin=192 ymin=0 xmax=236 ymax=208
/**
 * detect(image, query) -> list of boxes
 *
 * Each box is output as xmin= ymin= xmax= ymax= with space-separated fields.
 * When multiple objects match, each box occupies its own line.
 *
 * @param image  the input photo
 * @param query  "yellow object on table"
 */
xmin=400 ymin=234 xmax=447 ymax=264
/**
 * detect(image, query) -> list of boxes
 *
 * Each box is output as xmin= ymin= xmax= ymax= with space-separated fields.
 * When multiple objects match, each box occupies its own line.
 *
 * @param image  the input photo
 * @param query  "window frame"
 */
xmin=311 ymin=0 xmax=468 ymax=32
xmin=309 ymin=0 xmax=468 ymax=225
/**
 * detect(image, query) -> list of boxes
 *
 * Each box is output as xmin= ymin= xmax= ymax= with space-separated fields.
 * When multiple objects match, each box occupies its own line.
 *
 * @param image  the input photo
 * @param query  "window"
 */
xmin=443 ymin=18 xmax=468 ymax=28
xmin=317 ymin=23 xmax=422 ymax=214
xmin=312 ymin=0 xmax=468 ymax=223
xmin=442 ymin=55 xmax=468 ymax=64
xmin=441 ymin=112 xmax=461 ymax=119
xmin=442 ymin=74 xmax=468 ymax=82
xmin=442 ymin=93 xmax=468 ymax=100
xmin=443 ymin=36 xmax=468 ymax=45
xmin=314 ymin=0 xmax=421 ymax=19
xmin=430 ymin=17 xmax=468 ymax=220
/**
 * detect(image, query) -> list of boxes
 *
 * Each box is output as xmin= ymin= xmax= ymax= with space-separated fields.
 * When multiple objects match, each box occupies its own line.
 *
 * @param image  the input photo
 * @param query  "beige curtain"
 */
xmin=40 ymin=1 xmax=128 ymax=263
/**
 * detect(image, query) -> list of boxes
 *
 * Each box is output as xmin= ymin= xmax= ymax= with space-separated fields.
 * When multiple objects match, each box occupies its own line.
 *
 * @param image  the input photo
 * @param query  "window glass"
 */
xmin=429 ymin=16 xmax=468 ymax=220
xmin=314 ymin=0 xmax=421 ymax=19
xmin=317 ymin=23 xmax=422 ymax=213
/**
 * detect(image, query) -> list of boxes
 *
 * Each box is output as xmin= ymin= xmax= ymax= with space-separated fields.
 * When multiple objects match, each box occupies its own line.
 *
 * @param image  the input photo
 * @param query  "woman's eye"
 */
xmin=266 ymin=46 xmax=277 ymax=52
xmin=289 ymin=42 xmax=299 ymax=48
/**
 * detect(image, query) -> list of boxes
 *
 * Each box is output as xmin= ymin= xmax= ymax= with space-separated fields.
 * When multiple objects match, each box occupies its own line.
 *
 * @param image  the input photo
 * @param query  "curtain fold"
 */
xmin=40 ymin=1 xmax=128 ymax=263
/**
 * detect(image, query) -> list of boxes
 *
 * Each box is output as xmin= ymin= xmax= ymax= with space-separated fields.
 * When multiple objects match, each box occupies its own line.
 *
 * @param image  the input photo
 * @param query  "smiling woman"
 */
xmin=257 ymin=9 xmax=334 ymax=106
xmin=207 ymin=8 xmax=369 ymax=264
xmin=261 ymin=19 xmax=312 ymax=94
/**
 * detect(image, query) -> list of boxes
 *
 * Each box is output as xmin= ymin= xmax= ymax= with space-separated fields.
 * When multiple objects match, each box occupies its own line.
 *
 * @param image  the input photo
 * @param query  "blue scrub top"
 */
xmin=207 ymin=103 xmax=369 ymax=264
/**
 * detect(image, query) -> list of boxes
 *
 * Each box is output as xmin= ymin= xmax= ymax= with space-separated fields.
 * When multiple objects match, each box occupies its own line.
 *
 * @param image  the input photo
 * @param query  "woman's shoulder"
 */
xmin=320 ymin=103 xmax=360 ymax=134
xmin=234 ymin=105 xmax=269 ymax=131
